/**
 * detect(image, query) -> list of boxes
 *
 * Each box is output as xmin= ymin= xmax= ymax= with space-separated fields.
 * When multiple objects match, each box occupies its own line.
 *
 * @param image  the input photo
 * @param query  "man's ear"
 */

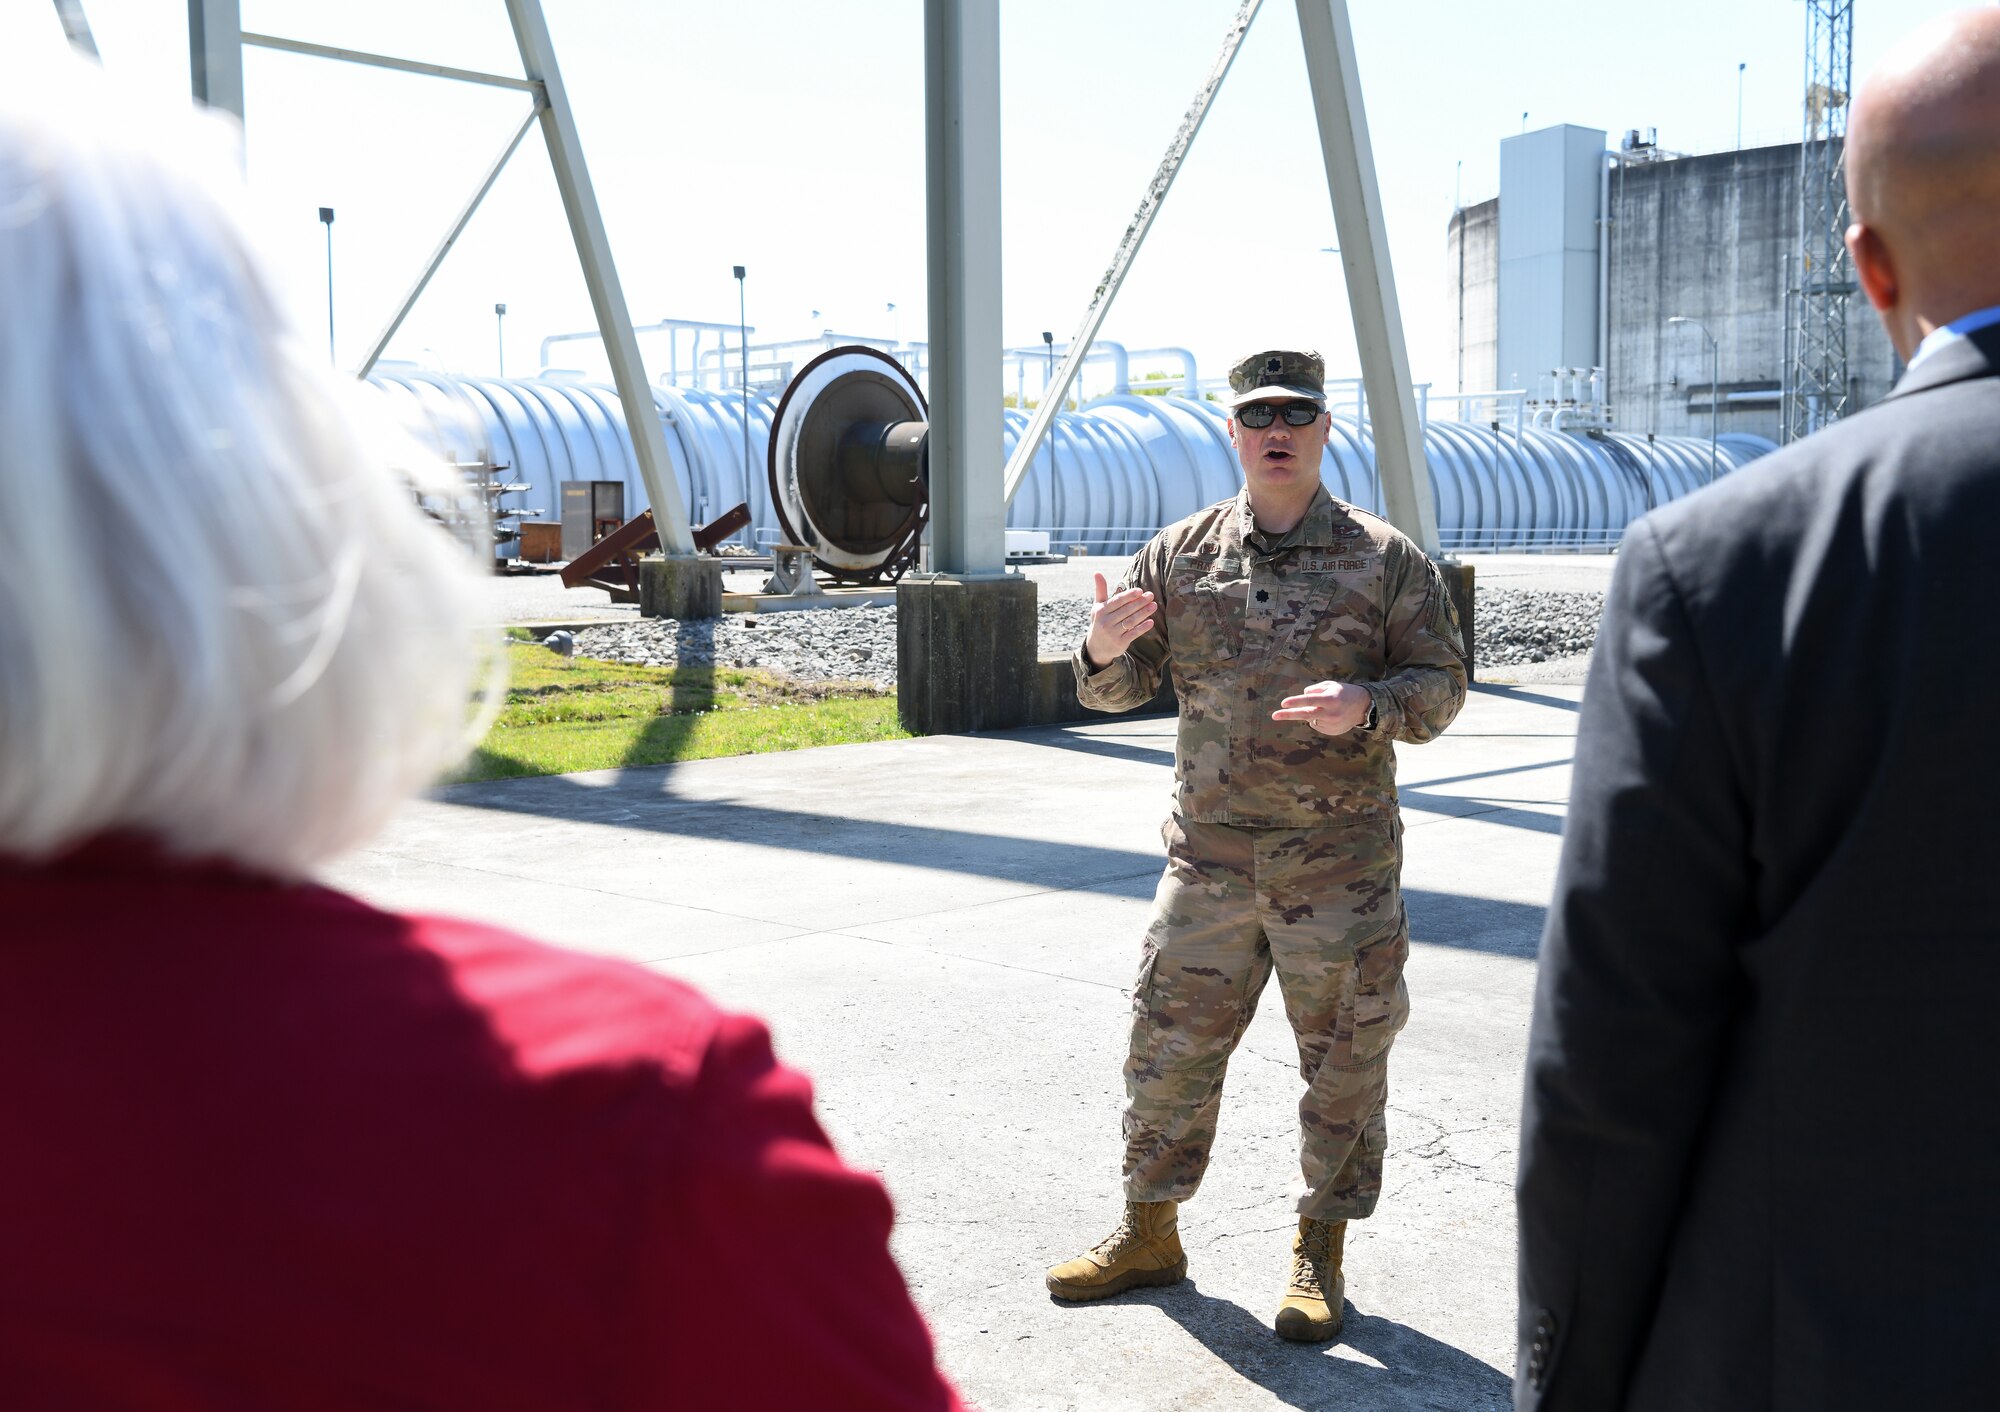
xmin=1847 ymin=222 xmax=1898 ymax=313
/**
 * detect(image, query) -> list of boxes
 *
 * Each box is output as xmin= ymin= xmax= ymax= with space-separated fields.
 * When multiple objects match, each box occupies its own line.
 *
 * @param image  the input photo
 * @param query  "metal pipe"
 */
xmin=540 ymin=317 xmax=748 ymax=373
xmin=1122 ymin=346 xmax=1200 ymax=396
xmin=372 ymin=372 xmax=1774 ymax=559
xmin=1006 ymin=342 xmax=1128 ymax=400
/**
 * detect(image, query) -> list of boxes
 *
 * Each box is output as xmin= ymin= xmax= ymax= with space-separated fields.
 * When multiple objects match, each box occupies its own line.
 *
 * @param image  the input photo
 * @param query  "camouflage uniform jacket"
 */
xmin=1073 ymin=487 xmax=1468 ymax=827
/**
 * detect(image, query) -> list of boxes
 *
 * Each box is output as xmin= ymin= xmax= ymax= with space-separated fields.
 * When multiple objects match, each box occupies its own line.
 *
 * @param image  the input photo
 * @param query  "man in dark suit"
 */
xmin=1514 ymin=10 xmax=2000 ymax=1409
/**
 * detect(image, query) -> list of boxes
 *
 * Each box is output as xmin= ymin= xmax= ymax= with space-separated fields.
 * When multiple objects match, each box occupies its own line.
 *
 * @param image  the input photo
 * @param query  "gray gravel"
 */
xmin=567 ymin=585 xmax=1605 ymax=686
xmin=1474 ymin=588 xmax=1605 ymax=666
xmin=572 ymin=608 xmax=901 ymax=689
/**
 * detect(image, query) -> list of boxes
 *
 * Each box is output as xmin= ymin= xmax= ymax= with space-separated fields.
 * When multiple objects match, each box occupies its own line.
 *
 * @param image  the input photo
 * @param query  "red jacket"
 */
xmin=0 ymin=845 xmax=965 ymax=1411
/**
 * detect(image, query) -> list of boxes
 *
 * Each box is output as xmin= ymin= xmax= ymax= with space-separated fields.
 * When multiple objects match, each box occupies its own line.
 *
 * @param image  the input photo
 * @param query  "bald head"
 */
xmin=1847 ymin=9 xmax=2000 ymax=359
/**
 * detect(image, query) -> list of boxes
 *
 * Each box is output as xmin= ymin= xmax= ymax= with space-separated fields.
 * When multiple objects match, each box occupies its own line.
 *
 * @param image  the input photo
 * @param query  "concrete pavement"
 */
xmin=325 ymin=683 xmax=1578 ymax=1410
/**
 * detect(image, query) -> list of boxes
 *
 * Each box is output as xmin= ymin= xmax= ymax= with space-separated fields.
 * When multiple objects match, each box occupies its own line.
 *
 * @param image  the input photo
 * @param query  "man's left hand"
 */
xmin=1272 ymin=681 xmax=1372 ymax=736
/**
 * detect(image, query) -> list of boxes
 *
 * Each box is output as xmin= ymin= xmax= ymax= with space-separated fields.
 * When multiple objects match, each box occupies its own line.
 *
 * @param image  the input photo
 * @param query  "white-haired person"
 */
xmin=0 ymin=50 xmax=964 ymax=1412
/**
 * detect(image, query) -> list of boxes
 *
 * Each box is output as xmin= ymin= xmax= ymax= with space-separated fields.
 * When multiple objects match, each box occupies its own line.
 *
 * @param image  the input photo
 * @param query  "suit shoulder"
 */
xmin=1645 ymin=381 xmax=1991 ymax=557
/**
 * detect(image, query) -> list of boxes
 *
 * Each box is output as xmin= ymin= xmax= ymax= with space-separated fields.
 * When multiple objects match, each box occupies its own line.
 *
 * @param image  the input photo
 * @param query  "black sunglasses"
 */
xmin=1235 ymin=400 xmax=1325 ymax=428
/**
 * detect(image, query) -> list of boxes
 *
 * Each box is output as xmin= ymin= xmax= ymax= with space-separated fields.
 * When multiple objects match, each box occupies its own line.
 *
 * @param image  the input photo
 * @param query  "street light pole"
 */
xmin=1708 ymin=335 xmax=1719 ymax=483
xmin=1042 ymin=330 xmax=1056 ymax=489
xmin=734 ymin=265 xmax=750 ymax=496
xmin=1737 ymin=62 xmax=1746 ymax=149
xmin=1668 ymin=315 xmax=1720 ymax=484
xmin=494 ymin=302 xmax=507 ymax=377
xmin=318 ymin=206 xmax=335 ymax=365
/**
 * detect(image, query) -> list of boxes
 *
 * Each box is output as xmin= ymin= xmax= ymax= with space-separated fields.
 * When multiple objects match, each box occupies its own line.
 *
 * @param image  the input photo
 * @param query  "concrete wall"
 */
xmin=1447 ymin=197 xmax=1499 ymax=395
xmin=1449 ymin=137 xmax=1901 ymax=444
xmin=1606 ymin=141 xmax=1897 ymax=442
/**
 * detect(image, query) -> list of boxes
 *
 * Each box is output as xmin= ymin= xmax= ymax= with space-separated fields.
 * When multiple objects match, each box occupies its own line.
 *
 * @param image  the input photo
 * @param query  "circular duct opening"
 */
xmin=767 ymin=345 xmax=927 ymax=577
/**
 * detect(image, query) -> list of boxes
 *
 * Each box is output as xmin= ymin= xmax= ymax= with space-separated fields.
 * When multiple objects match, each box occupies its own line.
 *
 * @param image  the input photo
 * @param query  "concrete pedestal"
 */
xmin=637 ymin=555 xmax=724 ymax=621
xmin=1032 ymin=654 xmax=1176 ymax=724
xmin=1439 ymin=561 xmax=1476 ymax=682
xmin=896 ymin=575 xmax=1038 ymax=735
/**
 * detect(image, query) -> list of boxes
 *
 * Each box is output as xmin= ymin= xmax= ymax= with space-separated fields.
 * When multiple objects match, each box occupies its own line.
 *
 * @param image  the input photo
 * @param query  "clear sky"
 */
xmin=62 ymin=0 xmax=1967 ymax=396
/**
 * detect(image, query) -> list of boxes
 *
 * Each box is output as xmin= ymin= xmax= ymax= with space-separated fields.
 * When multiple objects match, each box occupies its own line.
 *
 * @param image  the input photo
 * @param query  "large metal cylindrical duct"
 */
xmin=369 ymin=368 xmax=781 ymax=548
xmin=369 ymin=370 xmax=1771 ymax=558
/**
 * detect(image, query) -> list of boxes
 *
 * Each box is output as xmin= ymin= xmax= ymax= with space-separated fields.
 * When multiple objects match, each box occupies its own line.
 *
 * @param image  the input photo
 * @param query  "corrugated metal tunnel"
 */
xmin=369 ymin=369 xmax=1772 ymax=558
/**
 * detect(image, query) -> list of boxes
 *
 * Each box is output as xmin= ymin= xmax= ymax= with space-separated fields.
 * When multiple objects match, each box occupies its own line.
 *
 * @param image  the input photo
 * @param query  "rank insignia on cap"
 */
xmin=1225 ymin=348 xmax=1327 ymax=405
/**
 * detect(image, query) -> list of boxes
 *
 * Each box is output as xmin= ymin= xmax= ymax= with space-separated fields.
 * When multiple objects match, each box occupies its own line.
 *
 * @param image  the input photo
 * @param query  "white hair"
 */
xmin=0 ymin=57 xmax=498 ymax=878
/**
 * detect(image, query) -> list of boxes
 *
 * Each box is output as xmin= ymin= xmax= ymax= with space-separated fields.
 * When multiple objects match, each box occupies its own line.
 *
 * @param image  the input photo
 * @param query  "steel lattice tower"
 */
xmin=1786 ymin=0 xmax=1855 ymax=443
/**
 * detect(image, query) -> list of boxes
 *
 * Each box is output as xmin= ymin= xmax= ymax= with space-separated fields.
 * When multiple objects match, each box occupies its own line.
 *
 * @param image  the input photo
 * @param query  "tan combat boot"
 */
xmin=1045 ymin=1200 xmax=1188 ymax=1301
xmin=1274 ymin=1216 xmax=1346 ymax=1342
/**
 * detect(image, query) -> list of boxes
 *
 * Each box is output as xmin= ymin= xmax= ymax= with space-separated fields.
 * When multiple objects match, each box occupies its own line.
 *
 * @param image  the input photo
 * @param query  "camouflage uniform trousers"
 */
xmin=1122 ymin=813 xmax=1410 ymax=1222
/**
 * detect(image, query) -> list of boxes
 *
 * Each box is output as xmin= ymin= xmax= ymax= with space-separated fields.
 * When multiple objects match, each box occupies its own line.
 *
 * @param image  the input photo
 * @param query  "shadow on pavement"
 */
xmin=1410 ymin=758 xmax=1574 ymax=791
xmin=1400 ymin=793 xmax=1566 ymax=837
xmin=440 ymin=771 xmax=1549 ymax=955
xmin=1108 ymin=1281 xmax=1512 ymax=1411
xmin=1470 ymin=682 xmax=1583 ymax=714
xmin=1008 ymin=732 xmax=1567 ymax=840
xmin=1408 ymin=889 xmax=1544 ymax=960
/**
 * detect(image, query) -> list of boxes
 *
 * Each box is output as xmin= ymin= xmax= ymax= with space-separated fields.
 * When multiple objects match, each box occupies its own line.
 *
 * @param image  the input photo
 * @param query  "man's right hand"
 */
xmin=1082 ymin=572 xmax=1157 ymax=669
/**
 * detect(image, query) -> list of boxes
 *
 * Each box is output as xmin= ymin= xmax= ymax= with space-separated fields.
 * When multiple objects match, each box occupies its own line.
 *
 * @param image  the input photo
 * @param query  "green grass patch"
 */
xmin=451 ymin=640 xmax=906 ymax=783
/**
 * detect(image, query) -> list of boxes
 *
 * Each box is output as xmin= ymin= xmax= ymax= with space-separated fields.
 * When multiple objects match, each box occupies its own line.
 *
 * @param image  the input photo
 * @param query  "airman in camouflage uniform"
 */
xmin=1045 ymin=349 xmax=1467 ymax=1343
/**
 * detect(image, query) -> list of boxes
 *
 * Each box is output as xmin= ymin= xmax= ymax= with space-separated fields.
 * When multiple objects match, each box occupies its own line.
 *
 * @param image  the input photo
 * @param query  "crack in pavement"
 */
xmin=1201 ymin=1222 xmax=1297 ymax=1247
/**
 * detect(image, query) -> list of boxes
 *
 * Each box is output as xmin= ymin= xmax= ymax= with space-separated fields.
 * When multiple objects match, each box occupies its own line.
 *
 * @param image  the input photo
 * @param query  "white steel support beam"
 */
xmin=241 ymin=33 xmax=541 ymax=92
xmin=53 ymin=0 xmax=100 ymax=59
xmin=187 ymin=0 xmax=243 ymax=120
xmin=1293 ymin=0 xmax=1440 ymax=554
xmin=354 ymin=99 xmax=544 ymax=378
xmin=502 ymin=0 xmax=694 ymax=554
xmin=922 ymin=0 xmax=1006 ymax=577
xmin=1003 ymin=0 xmax=1262 ymax=506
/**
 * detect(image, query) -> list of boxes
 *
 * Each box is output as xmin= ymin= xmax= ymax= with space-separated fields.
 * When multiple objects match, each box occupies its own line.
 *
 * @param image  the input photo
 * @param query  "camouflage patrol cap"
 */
xmin=1226 ymin=349 xmax=1325 ymax=408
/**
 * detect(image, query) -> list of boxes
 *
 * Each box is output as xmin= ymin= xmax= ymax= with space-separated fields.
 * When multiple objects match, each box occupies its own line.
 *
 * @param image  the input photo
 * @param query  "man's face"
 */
xmin=1229 ymin=399 xmax=1331 ymax=498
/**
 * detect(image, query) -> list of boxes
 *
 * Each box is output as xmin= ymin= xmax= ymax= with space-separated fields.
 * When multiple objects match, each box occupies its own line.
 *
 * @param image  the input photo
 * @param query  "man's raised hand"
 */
xmin=1083 ymin=571 xmax=1156 ymax=669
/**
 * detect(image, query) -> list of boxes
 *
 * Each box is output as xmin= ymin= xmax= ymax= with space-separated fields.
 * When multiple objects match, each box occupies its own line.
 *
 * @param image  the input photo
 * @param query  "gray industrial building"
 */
xmin=1448 ymin=124 xmax=1900 ymax=445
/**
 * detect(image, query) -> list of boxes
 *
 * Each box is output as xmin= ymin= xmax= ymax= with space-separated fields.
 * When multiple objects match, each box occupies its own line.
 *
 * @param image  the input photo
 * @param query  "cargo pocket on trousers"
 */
xmin=1129 ymin=943 xmax=1160 ymax=1022
xmin=1348 ymin=973 xmax=1409 ymax=1067
xmin=1125 ymin=942 xmax=1164 ymax=1080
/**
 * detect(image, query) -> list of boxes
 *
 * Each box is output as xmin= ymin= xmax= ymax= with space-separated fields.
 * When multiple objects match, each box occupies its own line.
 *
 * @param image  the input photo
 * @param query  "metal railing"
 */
xmin=1436 ymin=526 xmax=1626 ymax=553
